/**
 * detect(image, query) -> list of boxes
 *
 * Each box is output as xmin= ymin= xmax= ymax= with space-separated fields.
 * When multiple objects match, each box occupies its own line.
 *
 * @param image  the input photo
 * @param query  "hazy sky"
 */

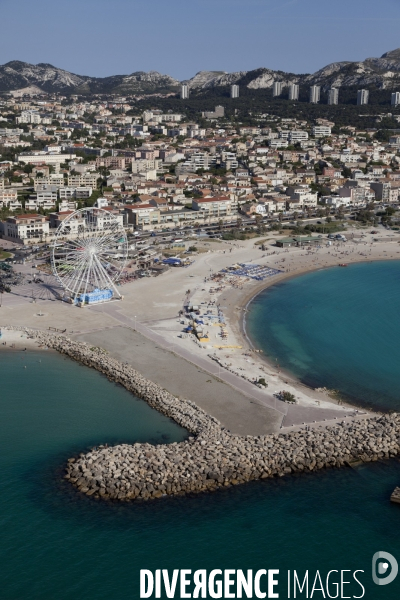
xmin=2 ymin=0 xmax=400 ymax=79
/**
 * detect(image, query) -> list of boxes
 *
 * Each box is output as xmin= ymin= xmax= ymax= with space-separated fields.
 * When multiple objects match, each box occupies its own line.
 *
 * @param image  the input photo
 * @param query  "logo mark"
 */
xmin=372 ymin=551 xmax=398 ymax=585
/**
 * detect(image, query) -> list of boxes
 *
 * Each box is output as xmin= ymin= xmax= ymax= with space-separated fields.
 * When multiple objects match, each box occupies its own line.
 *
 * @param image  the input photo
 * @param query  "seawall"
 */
xmin=3 ymin=326 xmax=400 ymax=502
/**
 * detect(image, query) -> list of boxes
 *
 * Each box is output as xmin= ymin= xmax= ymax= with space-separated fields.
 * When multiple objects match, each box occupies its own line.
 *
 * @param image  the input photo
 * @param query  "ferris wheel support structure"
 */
xmin=50 ymin=207 xmax=128 ymax=304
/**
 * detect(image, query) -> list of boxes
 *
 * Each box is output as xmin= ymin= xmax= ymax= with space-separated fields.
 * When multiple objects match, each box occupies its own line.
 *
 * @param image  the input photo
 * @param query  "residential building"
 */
xmin=313 ymin=125 xmax=332 ymax=137
xmin=370 ymin=181 xmax=391 ymax=202
xmin=124 ymin=204 xmax=160 ymax=228
xmin=288 ymin=84 xmax=299 ymax=101
xmin=67 ymin=173 xmax=99 ymax=188
xmin=37 ymin=190 xmax=58 ymax=205
xmin=338 ymin=185 xmax=374 ymax=206
xmin=389 ymin=136 xmax=400 ymax=147
xmin=357 ymin=90 xmax=369 ymax=105
xmin=328 ymin=88 xmax=339 ymax=105
xmin=192 ymin=196 xmax=237 ymax=217
xmin=286 ymin=186 xmax=318 ymax=208
xmin=0 ymin=189 xmax=22 ymax=210
xmin=391 ymin=92 xmax=400 ymax=107
xmin=230 ymin=85 xmax=239 ymax=98
xmin=88 ymin=208 xmax=124 ymax=229
xmin=2 ymin=214 xmax=50 ymax=244
xmin=201 ymin=106 xmax=225 ymax=119
xmin=180 ymin=85 xmax=189 ymax=99
xmin=15 ymin=111 xmax=41 ymax=124
xmin=177 ymin=152 xmax=217 ymax=172
xmin=96 ymin=156 xmax=126 ymax=169
xmin=221 ymin=151 xmax=239 ymax=169
xmin=289 ymin=131 xmax=309 ymax=143
xmin=17 ymin=152 xmax=76 ymax=166
xmin=34 ymin=175 xmax=65 ymax=190
xmin=273 ymin=82 xmax=283 ymax=97
xmin=58 ymin=200 xmax=78 ymax=212
xmin=309 ymin=86 xmax=320 ymax=104
xmin=59 ymin=187 xmax=93 ymax=200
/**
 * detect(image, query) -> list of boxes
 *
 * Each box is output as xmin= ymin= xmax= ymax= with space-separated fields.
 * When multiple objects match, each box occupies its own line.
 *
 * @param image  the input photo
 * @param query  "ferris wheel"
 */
xmin=50 ymin=207 xmax=128 ymax=303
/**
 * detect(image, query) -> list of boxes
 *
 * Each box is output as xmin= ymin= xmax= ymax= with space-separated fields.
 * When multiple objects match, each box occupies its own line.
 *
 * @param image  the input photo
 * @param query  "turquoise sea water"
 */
xmin=1 ymin=339 xmax=400 ymax=598
xmin=247 ymin=260 xmax=400 ymax=411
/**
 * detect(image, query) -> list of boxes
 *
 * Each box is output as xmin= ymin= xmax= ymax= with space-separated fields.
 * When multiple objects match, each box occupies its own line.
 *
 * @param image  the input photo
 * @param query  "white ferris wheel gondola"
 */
xmin=50 ymin=207 xmax=128 ymax=304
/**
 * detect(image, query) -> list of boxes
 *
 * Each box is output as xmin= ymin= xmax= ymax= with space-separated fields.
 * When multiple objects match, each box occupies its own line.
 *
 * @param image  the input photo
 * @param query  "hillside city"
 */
xmin=1 ymin=83 xmax=400 ymax=259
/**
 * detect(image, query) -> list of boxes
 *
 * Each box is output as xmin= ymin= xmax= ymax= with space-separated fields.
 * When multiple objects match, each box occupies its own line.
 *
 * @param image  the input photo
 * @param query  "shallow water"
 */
xmin=247 ymin=260 xmax=400 ymax=410
xmin=1 ymin=345 xmax=400 ymax=598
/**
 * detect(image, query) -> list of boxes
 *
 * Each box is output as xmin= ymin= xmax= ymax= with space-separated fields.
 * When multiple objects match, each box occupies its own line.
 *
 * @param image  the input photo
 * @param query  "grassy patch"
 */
xmin=222 ymin=231 xmax=259 ymax=241
xmin=254 ymin=238 xmax=273 ymax=245
xmin=0 ymin=250 xmax=12 ymax=260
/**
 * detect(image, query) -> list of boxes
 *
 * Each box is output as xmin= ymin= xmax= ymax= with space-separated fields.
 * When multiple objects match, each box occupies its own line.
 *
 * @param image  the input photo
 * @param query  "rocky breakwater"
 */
xmin=65 ymin=416 xmax=400 ymax=501
xmin=3 ymin=327 xmax=400 ymax=502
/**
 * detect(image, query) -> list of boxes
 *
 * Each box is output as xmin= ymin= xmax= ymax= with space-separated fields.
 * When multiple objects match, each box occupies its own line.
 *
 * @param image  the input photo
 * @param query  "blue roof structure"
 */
xmin=75 ymin=288 xmax=113 ymax=305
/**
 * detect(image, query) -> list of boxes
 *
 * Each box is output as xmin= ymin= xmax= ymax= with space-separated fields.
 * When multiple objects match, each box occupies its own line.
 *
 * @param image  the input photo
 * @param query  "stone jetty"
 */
xmin=4 ymin=326 xmax=400 ymax=502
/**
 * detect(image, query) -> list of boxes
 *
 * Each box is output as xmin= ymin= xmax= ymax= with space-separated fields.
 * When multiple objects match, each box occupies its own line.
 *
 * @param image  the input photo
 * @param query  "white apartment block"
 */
xmin=273 ymin=82 xmax=283 ymax=97
xmin=130 ymin=159 xmax=161 ymax=174
xmin=328 ymin=88 xmax=339 ymax=105
xmin=0 ymin=128 xmax=24 ymax=138
xmin=309 ymin=86 xmax=320 ymax=104
xmin=338 ymin=186 xmax=372 ymax=206
xmin=34 ymin=175 xmax=65 ymax=189
xmin=88 ymin=209 xmax=124 ymax=230
xmin=391 ymin=92 xmax=400 ymax=107
xmin=270 ymin=139 xmax=288 ymax=149
xmin=59 ymin=187 xmax=93 ymax=200
xmin=230 ymin=85 xmax=239 ymax=98
xmin=0 ymin=189 xmax=22 ymax=210
xmin=15 ymin=111 xmax=41 ymax=124
xmin=340 ymin=153 xmax=361 ymax=163
xmin=67 ymin=173 xmax=99 ymax=188
xmin=323 ymin=196 xmax=352 ymax=208
xmin=288 ymin=84 xmax=299 ymax=101
xmin=59 ymin=200 xmax=78 ymax=212
xmin=2 ymin=215 xmax=50 ymax=244
xmin=313 ymin=125 xmax=332 ymax=137
xmin=178 ymin=153 xmax=217 ymax=172
xmin=37 ymin=190 xmax=58 ymax=204
xmin=289 ymin=131 xmax=309 ymax=142
xmin=357 ymin=90 xmax=369 ymax=105
xmin=221 ymin=151 xmax=239 ymax=169
xmin=192 ymin=196 xmax=238 ymax=217
xmin=0 ymin=189 xmax=18 ymax=203
xmin=288 ymin=191 xmax=318 ymax=208
xmin=18 ymin=152 xmax=76 ymax=166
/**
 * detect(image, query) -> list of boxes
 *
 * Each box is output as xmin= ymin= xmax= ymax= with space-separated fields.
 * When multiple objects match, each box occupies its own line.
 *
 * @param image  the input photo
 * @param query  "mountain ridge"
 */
xmin=3 ymin=49 xmax=400 ymax=95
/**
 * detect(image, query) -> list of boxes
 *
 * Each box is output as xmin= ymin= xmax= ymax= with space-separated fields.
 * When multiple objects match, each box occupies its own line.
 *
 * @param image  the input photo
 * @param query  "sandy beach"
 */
xmin=1 ymin=227 xmax=399 ymax=433
xmin=0 ymin=329 xmax=48 ymax=351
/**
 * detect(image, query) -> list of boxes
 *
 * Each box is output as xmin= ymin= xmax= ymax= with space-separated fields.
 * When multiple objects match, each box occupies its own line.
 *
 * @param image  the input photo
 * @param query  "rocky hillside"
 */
xmin=185 ymin=48 xmax=400 ymax=92
xmin=0 ymin=61 xmax=180 ymax=94
xmin=3 ymin=49 xmax=400 ymax=95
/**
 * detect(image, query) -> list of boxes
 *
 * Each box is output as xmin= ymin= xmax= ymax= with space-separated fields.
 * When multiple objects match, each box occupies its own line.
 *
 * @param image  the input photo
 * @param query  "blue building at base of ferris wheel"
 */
xmin=75 ymin=288 xmax=113 ymax=305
